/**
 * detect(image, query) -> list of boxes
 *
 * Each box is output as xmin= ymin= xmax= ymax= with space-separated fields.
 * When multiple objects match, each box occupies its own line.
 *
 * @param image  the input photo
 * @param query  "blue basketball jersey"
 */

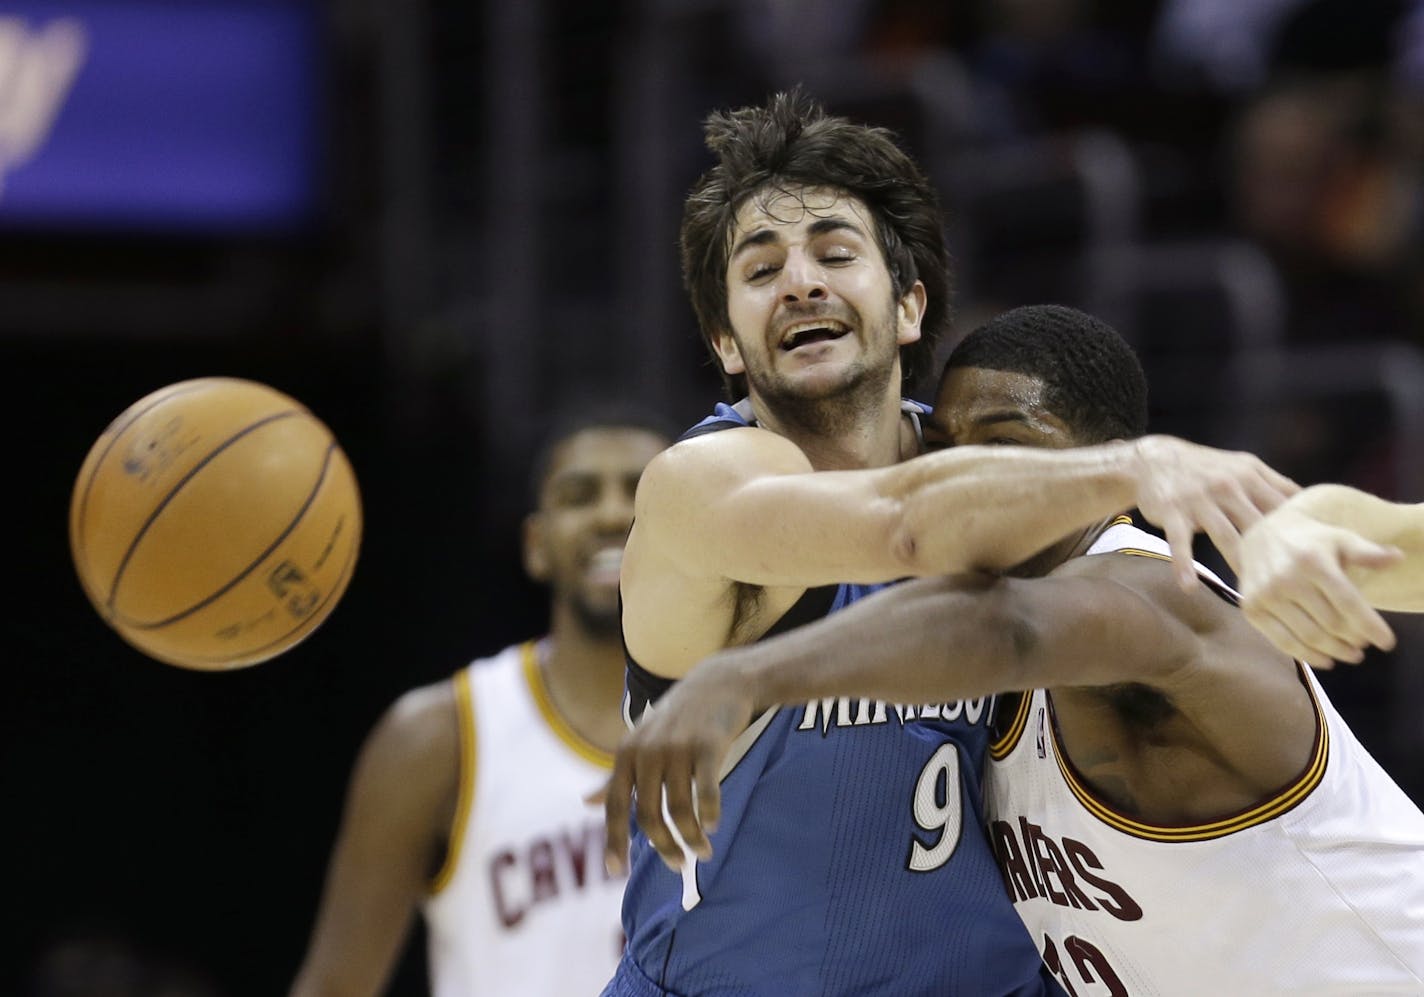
xmin=607 ymin=401 xmax=1059 ymax=996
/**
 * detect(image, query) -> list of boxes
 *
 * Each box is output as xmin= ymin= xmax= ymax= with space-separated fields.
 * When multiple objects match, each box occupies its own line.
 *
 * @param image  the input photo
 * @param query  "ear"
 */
xmin=712 ymin=328 xmax=745 ymax=375
xmin=895 ymin=280 xmax=926 ymax=346
xmin=522 ymin=512 xmax=550 ymax=582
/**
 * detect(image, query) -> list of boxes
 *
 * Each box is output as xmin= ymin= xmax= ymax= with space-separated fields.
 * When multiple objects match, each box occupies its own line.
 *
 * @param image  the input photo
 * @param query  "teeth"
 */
xmin=589 ymin=547 xmax=623 ymax=573
xmin=781 ymin=319 xmax=849 ymax=348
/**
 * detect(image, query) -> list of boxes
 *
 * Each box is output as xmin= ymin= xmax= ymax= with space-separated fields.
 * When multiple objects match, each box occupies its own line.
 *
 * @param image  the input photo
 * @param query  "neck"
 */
xmin=538 ymin=601 xmax=630 ymax=755
xmin=748 ymin=377 xmax=910 ymax=470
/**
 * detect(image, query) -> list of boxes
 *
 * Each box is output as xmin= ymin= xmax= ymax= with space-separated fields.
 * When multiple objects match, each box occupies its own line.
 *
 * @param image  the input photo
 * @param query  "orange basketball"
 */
xmin=69 ymin=377 xmax=363 ymax=670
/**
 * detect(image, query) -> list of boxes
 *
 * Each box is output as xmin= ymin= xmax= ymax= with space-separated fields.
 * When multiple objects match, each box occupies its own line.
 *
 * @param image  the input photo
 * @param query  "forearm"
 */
xmin=886 ymin=440 xmax=1139 ymax=575
xmin=289 ymin=886 xmax=417 ymax=997
xmin=712 ymin=575 xmax=1029 ymax=709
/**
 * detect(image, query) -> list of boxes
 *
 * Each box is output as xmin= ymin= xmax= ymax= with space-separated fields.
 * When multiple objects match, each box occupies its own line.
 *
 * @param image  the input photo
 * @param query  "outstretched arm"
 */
xmin=606 ymin=553 xmax=1297 ymax=872
xmin=1239 ymin=484 xmax=1420 ymax=664
xmin=626 ymin=427 xmax=1295 ymax=675
xmin=638 ymin=429 xmax=1292 ymax=587
xmin=290 ymin=684 xmax=459 ymax=997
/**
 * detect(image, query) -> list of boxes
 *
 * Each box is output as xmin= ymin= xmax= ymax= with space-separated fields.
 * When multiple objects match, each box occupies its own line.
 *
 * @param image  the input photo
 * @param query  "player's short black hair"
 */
xmin=527 ymin=401 xmax=678 ymax=504
xmin=681 ymin=88 xmax=952 ymax=398
xmin=945 ymin=305 xmax=1148 ymax=442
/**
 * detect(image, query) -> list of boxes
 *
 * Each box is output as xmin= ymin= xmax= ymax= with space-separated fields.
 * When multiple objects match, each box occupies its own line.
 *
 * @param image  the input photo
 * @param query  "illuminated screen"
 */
xmin=0 ymin=0 xmax=320 ymax=231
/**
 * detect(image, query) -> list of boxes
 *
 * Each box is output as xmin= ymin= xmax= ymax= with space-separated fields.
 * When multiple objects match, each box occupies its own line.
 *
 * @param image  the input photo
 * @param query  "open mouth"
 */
xmin=780 ymin=319 xmax=850 ymax=351
xmin=586 ymin=546 xmax=623 ymax=585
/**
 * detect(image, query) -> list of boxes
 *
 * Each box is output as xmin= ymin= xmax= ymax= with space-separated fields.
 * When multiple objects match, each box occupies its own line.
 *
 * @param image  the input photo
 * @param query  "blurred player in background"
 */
xmin=607 ymin=305 xmax=1424 ymax=994
xmin=291 ymin=408 xmax=671 ymax=997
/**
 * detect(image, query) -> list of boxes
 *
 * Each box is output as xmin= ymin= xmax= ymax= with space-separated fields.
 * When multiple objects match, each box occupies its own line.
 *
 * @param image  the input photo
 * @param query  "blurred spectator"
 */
xmin=1153 ymin=0 xmax=1313 ymax=92
xmin=27 ymin=932 xmax=221 ymax=997
xmin=1231 ymin=77 xmax=1416 ymax=289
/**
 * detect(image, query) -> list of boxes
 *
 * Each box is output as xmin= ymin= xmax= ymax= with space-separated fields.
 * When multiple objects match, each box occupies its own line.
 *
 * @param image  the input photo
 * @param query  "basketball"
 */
xmin=69 ymin=377 xmax=363 ymax=671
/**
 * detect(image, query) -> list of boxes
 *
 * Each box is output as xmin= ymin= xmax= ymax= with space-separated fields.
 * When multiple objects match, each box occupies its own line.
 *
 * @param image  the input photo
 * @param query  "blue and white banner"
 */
xmin=0 ymin=1 xmax=320 ymax=231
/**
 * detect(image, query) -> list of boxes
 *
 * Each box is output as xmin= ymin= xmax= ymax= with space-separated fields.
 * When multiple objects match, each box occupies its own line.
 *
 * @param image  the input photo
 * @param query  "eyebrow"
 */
xmin=970 ymin=410 xmax=1034 ymax=427
xmin=728 ymin=215 xmax=866 ymax=263
xmin=933 ymin=410 xmax=1036 ymax=437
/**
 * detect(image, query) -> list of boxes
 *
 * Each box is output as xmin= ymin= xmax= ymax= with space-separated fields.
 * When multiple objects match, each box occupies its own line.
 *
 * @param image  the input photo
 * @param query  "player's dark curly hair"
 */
xmin=680 ymin=88 xmax=952 ymax=399
xmin=946 ymin=305 xmax=1148 ymax=442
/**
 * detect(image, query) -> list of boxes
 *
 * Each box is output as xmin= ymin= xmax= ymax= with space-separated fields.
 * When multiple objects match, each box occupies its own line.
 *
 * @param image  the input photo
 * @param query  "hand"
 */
xmin=1130 ymin=436 xmax=1299 ymax=589
xmin=1238 ymin=505 xmax=1401 ymax=666
xmin=603 ymin=658 xmax=759 ymax=876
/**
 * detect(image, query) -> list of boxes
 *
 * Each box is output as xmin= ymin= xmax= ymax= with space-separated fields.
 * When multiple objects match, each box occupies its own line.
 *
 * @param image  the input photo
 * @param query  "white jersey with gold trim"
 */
xmin=421 ymin=640 xmax=626 ymax=996
xmin=985 ymin=521 xmax=1424 ymax=996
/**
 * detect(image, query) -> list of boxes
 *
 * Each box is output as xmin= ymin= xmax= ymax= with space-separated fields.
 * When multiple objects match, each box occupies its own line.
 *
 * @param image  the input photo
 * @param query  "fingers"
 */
xmin=1162 ymin=514 xmax=1199 ymax=592
xmin=634 ymin=756 xmax=684 ymax=872
xmin=1243 ymin=604 xmax=1332 ymax=666
xmin=1195 ymin=504 xmax=1243 ymax=581
xmin=1246 ymin=598 xmax=1363 ymax=666
xmin=1142 ymin=447 xmax=1294 ymax=587
xmin=1238 ymin=461 xmax=1299 ymax=512
xmin=1311 ymin=549 xmax=1397 ymax=653
xmin=661 ymin=746 xmax=712 ymax=861
xmin=1342 ymin=539 xmax=1405 ymax=574
xmin=603 ymin=762 xmax=633 ymax=876
xmin=1242 ymin=560 xmax=1399 ymax=666
xmin=693 ymin=744 xmax=722 ymax=836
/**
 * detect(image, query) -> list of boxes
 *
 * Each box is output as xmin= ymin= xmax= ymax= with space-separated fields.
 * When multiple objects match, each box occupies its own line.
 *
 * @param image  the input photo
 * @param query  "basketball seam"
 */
xmin=72 ymin=379 xmax=214 ymax=598
xmin=106 ymin=411 xmax=313 ymax=617
xmin=176 ymin=514 xmax=360 ymax=667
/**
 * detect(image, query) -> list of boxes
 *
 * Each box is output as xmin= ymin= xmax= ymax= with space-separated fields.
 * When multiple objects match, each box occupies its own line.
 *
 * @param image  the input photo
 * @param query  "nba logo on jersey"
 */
xmin=1035 ymin=708 xmax=1046 ymax=759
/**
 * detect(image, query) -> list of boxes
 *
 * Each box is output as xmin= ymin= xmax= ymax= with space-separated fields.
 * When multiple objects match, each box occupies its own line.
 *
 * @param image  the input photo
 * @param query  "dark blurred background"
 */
xmin=4 ymin=0 xmax=1423 ymax=993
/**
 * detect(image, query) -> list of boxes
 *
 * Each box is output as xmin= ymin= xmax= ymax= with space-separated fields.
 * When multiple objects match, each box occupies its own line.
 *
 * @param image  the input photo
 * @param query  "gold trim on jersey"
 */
xmin=523 ymin=641 xmax=615 ymax=768
xmin=1045 ymin=538 xmax=1331 ymax=840
xmin=1046 ymin=660 xmax=1329 ymax=842
xmin=990 ymin=690 xmax=1033 ymax=760
xmin=429 ymin=667 xmax=478 ymax=894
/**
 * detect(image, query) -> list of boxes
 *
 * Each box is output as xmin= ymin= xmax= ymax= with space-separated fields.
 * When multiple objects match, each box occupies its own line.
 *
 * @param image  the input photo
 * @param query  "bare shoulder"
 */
xmin=625 ymin=428 xmax=813 ymax=676
xmin=635 ymin=426 xmax=811 ymax=513
xmin=354 ymin=678 xmax=461 ymax=802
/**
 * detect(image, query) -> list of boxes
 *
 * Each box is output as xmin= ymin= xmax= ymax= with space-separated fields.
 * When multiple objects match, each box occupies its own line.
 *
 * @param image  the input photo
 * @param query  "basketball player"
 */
xmin=606 ymin=305 xmax=1424 ymax=994
xmin=606 ymin=92 xmax=1298 ymax=996
xmin=1238 ymin=482 xmax=1423 ymax=665
xmin=289 ymin=411 xmax=671 ymax=997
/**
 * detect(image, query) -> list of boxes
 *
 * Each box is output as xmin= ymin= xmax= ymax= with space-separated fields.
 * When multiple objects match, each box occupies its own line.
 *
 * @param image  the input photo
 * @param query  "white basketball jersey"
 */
xmin=421 ymin=640 xmax=626 ymax=996
xmin=986 ymin=521 xmax=1424 ymax=995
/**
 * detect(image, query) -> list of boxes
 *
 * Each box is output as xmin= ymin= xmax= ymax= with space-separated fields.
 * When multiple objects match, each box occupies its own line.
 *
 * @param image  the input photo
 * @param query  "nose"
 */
xmin=779 ymin=249 xmax=828 ymax=303
xmin=595 ymin=484 xmax=635 ymax=533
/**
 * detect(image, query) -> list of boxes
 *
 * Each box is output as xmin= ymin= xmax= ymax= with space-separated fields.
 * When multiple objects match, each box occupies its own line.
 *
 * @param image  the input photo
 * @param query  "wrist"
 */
xmin=716 ymin=642 xmax=791 ymax=712
xmin=1104 ymin=437 xmax=1147 ymax=500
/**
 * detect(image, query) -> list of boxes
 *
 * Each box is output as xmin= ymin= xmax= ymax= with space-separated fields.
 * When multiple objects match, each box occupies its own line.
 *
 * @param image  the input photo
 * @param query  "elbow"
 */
xmin=888 ymin=519 xmax=924 ymax=576
xmin=888 ymin=520 xmax=956 ymax=578
xmin=902 ymin=575 xmax=1045 ymax=694
xmin=961 ymin=580 xmax=1045 ymax=690
xmin=888 ymin=502 xmax=967 ymax=578
xmin=887 ymin=497 xmax=1009 ymax=578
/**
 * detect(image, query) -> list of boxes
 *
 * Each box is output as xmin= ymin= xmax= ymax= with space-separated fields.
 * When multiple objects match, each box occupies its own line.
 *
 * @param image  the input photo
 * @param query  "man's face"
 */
xmin=928 ymin=364 xmax=1086 ymax=577
xmin=525 ymin=426 xmax=668 ymax=635
xmin=717 ymin=186 xmax=923 ymax=405
xmin=926 ymin=366 xmax=1078 ymax=452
